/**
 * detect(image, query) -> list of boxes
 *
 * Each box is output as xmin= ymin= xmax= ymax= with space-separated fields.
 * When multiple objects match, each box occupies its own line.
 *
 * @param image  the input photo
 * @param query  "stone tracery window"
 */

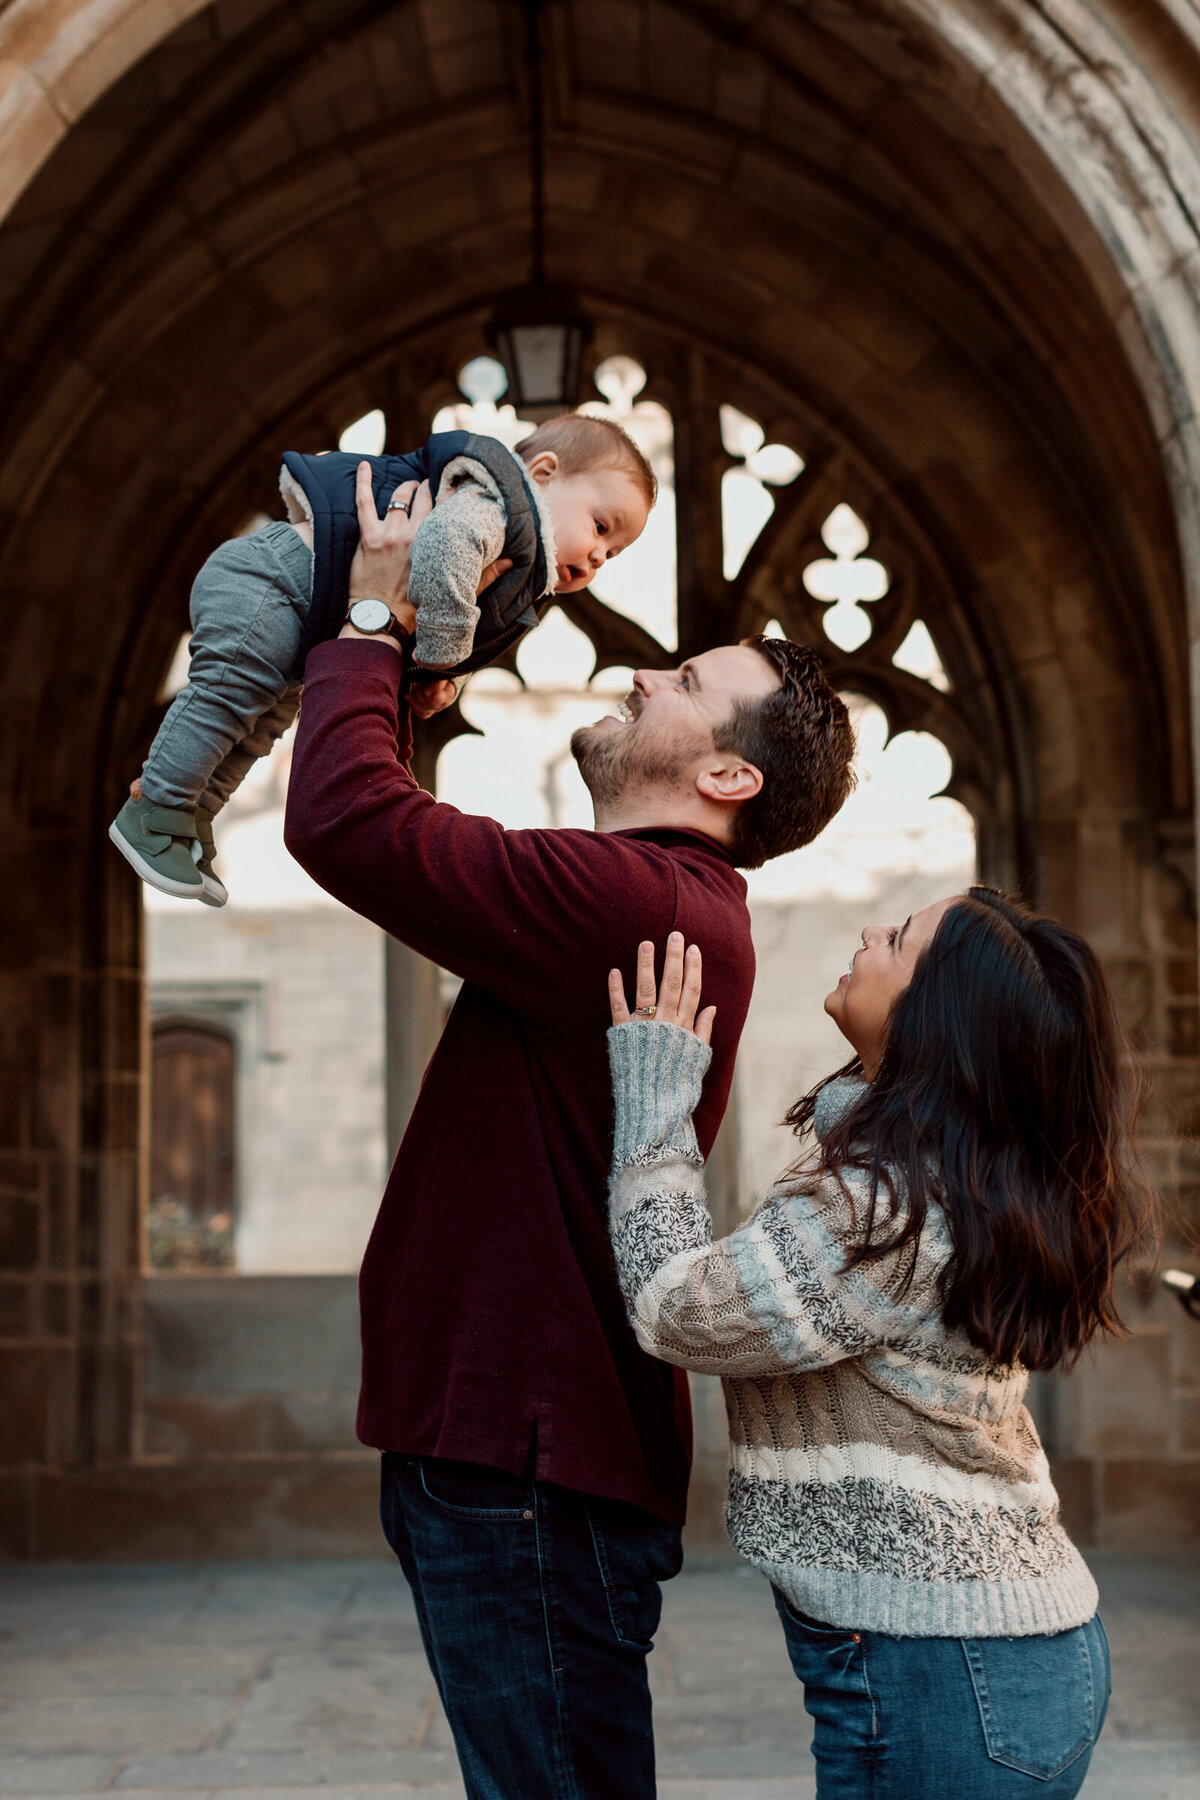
xmin=720 ymin=403 xmax=804 ymax=579
xmin=803 ymin=504 xmax=889 ymax=652
xmin=146 ymin=346 xmax=986 ymax=1272
xmin=582 ymin=356 xmax=678 ymax=650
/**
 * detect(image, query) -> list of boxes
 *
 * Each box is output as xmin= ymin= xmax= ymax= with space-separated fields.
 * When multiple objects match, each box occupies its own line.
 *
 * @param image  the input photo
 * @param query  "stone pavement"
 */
xmin=1 ymin=1552 xmax=1197 ymax=1799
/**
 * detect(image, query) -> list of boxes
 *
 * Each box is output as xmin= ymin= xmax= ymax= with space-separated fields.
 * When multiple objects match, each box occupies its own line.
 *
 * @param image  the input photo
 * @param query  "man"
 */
xmin=284 ymin=474 xmax=855 ymax=1800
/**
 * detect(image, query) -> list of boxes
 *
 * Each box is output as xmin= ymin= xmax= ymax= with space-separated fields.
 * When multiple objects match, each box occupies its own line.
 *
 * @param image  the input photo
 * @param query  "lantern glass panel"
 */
xmin=507 ymin=322 xmax=569 ymax=407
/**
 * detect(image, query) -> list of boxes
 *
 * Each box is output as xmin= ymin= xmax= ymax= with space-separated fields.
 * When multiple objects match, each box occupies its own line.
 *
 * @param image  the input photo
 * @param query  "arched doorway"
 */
xmin=0 ymin=0 xmax=1196 ymax=1553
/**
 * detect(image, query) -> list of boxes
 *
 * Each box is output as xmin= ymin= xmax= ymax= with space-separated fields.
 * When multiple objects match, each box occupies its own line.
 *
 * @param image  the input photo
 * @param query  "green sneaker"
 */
xmin=109 ymin=796 xmax=205 ymax=900
xmin=193 ymin=808 xmax=228 ymax=908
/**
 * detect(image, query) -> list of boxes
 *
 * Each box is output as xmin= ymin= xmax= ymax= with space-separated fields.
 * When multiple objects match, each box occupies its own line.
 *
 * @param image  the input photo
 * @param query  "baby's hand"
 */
xmin=130 ymin=777 xmax=143 ymax=802
xmin=409 ymin=677 xmax=465 ymax=720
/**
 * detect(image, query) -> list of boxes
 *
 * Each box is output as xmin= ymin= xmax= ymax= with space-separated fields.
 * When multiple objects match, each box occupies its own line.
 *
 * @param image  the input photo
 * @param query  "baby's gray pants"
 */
xmin=140 ymin=522 xmax=314 ymax=814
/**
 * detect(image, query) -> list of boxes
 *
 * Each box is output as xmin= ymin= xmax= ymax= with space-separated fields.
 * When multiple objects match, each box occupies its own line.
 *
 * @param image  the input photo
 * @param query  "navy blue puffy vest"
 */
xmin=284 ymin=431 xmax=552 ymax=670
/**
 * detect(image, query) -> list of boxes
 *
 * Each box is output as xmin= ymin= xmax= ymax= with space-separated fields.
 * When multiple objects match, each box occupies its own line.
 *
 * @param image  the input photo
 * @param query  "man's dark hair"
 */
xmin=714 ymin=635 xmax=856 ymax=868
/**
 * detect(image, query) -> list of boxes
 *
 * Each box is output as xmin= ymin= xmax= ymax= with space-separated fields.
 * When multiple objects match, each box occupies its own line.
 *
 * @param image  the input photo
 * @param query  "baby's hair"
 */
xmin=515 ymin=414 xmax=657 ymax=510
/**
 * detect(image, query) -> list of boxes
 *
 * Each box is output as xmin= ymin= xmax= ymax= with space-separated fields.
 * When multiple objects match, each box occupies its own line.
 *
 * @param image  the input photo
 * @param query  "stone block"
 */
xmin=38 ymin=1275 xmax=74 ymax=1337
xmin=0 ymin=1274 xmax=31 ymax=1335
xmin=0 ymin=1152 xmax=39 ymax=1192
xmin=0 ymin=1072 xmax=25 ymax=1146
xmin=0 ymin=58 xmax=67 ymax=224
xmin=143 ymin=1275 xmax=361 ymax=1395
xmin=0 ymin=1193 xmax=39 ymax=1268
xmin=27 ymin=1459 xmax=381 ymax=1559
xmin=0 ymin=973 xmax=38 ymax=1068
xmin=1168 ymin=956 xmax=1200 ymax=996
xmin=1049 ymin=1455 xmax=1098 ymax=1545
xmin=1101 ymin=1459 xmax=1200 ymax=1546
xmin=1168 ymin=1003 xmax=1200 ymax=1058
xmin=1065 ymin=1331 xmax=1172 ymax=1457
xmin=1103 ymin=958 xmax=1155 ymax=1047
xmin=0 ymin=1344 xmax=73 ymax=1465
xmin=142 ymin=1390 xmax=359 ymax=1459
xmin=42 ymin=1157 xmax=74 ymax=1269
xmin=715 ymin=51 xmax=768 ymax=131
xmin=32 ymin=1080 xmax=76 ymax=1158
xmin=1175 ymin=1394 xmax=1200 ymax=1452
xmin=0 ymin=1467 xmax=31 ymax=1555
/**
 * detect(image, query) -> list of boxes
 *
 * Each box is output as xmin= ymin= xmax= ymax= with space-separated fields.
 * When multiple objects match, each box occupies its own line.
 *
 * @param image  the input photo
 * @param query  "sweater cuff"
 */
xmin=303 ymin=637 xmax=406 ymax=685
xmin=607 ymin=1021 xmax=712 ymax=1166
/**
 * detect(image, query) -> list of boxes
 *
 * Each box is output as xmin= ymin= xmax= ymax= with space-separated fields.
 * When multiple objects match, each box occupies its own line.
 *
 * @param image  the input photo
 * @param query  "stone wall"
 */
xmin=147 ymin=902 xmax=386 ymax=1276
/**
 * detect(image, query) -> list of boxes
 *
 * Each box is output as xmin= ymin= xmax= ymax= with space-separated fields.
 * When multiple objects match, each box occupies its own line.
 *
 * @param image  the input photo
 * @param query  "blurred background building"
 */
xmin=0 ymin=0 xmax=1197 ymax=1556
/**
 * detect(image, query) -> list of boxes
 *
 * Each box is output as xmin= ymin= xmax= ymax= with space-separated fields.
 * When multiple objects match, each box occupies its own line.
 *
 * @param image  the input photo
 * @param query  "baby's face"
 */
xmin=539 ymin=468 xmax=650 ymax=592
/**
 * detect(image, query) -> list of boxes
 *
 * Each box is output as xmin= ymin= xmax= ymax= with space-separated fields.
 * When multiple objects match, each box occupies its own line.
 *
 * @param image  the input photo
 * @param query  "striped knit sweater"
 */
xmin=606 ymin=1021 xmax=1098 ymax=1639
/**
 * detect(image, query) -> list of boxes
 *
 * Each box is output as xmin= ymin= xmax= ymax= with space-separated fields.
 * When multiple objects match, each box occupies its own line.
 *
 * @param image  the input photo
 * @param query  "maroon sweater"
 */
xmin=284 ymin=641 xmax=756 ymax=1525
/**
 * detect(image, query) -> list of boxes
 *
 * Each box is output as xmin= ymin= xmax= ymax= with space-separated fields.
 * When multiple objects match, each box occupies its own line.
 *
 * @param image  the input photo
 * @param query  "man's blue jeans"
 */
xmin=379 ymin=1452 xmax=683 ymax=1800
xmin=773 ymin=1587 xmax=1111 ymax=1798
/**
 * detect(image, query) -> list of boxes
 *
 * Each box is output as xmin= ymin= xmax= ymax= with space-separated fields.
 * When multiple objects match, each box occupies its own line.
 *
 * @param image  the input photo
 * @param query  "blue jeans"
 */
xmin=379 ymin=1452 xmax=683 ymax=1800
xmin=773 ymin=1587 xmax=1111 ymax=1798
xmin=141 ymin=521 xmax=313 ymax=812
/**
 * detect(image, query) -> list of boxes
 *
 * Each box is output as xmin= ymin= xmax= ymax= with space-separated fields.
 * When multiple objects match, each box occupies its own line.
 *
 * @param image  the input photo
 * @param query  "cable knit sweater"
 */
xmin=606 ymin=1021 xmax=1099 ymax=1639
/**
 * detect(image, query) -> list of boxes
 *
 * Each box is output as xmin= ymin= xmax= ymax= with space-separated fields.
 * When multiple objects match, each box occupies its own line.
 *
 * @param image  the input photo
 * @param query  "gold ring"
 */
xmin=635 ymin=1004 xmax=657 ymax=1017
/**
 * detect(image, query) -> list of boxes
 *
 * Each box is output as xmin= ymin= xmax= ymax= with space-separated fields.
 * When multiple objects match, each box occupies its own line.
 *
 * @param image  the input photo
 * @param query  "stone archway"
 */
xmin=0 ymin=0 xmax=1197 ymax=1553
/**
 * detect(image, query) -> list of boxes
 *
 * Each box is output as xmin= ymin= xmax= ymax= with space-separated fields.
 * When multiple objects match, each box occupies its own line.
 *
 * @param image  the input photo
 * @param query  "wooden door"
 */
xmin=148 ymin=1021 xmax=236 ymax=1269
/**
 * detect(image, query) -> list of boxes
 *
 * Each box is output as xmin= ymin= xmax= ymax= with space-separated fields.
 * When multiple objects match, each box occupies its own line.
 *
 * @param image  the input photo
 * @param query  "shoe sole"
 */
xmin=108 ymin=821 xmax=206 ymax=900
xmin=198 ymin=871 xmax=228 ymax=908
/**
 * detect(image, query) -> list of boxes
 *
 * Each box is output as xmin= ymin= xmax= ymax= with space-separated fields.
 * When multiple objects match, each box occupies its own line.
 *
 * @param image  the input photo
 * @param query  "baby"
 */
xmin=110 ymin=412 xmax=654 ymax=905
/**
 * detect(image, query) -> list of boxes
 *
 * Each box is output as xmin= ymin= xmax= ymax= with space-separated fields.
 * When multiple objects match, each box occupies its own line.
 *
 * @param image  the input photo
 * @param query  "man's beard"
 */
xmin=570 ymin=719 xmax=708 ymax=810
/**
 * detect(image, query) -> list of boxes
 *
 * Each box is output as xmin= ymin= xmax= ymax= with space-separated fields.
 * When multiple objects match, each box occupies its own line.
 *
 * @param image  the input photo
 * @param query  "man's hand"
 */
xmin=345 ymin=466 xmax=432 ymax=634
xmin=341 ymin=460 xmax=511 ymax=660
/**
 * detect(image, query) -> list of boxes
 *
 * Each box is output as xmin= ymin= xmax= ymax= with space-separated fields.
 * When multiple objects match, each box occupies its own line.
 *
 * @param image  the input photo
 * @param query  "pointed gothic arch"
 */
xmin=0 ymin=0 xmax=1196 ymax=1552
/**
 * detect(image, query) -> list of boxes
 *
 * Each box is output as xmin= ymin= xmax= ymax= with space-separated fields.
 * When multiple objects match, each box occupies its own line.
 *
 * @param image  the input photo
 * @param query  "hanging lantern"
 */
xmin=489 ymin=282 xmax=591 ymax=414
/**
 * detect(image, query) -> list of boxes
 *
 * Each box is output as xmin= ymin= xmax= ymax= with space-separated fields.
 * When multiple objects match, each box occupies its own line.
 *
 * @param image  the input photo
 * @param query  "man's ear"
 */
xmin=695 ymin=759 xmax=764 ymax=807
xmin=524 ymin=450 xmax=560 ymax=486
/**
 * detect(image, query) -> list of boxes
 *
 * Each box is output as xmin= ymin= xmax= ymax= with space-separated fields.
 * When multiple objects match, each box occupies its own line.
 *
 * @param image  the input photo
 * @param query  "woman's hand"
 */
xmin=609 ymin=931 xmax=716 ymax=1046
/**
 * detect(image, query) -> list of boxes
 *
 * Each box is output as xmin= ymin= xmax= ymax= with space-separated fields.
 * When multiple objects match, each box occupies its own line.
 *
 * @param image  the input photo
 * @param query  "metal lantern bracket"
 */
xmin=489 ymin=0 xmax=591 ymax=414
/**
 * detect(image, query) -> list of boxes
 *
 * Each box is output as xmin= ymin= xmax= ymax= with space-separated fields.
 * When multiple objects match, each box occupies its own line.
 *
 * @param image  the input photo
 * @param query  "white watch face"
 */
xmin=349 ymin=599 xmax=392 ymax=633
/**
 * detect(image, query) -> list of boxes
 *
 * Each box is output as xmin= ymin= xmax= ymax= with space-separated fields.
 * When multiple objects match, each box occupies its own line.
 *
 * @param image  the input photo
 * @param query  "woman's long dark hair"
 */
xmin=785 ymin=887 xmax=1157 ymax=1370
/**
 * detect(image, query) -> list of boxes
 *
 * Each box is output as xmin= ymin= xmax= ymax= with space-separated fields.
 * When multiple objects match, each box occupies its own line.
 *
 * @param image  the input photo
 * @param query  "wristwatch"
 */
xmin=347 ymin=598 xmax=406 ymax=638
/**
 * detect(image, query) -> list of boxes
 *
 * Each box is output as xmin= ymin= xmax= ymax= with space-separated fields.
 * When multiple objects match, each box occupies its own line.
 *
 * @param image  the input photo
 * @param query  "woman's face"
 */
xmin=824 ymin=897 xmax=956 ymax=1078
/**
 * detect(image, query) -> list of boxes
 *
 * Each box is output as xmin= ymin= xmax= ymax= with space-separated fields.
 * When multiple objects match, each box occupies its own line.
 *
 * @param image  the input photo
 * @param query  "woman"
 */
xmin=606 ymin=888 xmax=1154 ymax=1798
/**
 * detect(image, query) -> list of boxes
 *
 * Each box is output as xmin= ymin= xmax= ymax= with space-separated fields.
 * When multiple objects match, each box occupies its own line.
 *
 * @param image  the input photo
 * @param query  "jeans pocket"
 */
xmin=418 ymin=1457 xmax=533 ymax=1520
xmin=776 ymin=1590 xmax=861 ymax=1644
xmin=586 ymin=1498 xmax=683 ymax=1648
xmin=963 ymin=1626 xmax=1098 ymax=1780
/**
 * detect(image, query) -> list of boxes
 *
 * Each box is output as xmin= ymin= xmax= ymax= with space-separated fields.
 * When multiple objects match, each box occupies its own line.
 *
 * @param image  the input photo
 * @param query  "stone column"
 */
xmin=0 ymin=819 xmax=145 ymax=1553
xmin=384 ymin=942 xmax=443 ymax=1163
xmin=672 ymin=350 xmax=732 ymax=660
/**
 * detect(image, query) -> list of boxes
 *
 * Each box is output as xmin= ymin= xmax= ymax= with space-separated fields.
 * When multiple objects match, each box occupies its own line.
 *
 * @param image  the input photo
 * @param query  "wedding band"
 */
xmin=635 ymin=1004 xmax=657 ymax=1017
xmin=386 ymin=499 xmax=411 ymax=514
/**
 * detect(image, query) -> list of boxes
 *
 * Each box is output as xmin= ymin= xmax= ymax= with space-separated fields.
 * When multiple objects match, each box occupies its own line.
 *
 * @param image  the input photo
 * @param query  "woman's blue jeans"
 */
xmin=379 ymin=1451 xmax=683 ymax=1800
xmin=773 ymin=1587 xmax=1111 ymax=1798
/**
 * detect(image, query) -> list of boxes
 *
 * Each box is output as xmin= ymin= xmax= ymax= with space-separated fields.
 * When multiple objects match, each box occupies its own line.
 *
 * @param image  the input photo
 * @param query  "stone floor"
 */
xmin=0 ymin=1552 xmax=1197 ymax=1798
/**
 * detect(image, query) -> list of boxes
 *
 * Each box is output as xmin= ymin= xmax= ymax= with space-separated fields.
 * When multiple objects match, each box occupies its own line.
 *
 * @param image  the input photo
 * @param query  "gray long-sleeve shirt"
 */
xmin=409 ymin=452 xmax=554 ymax=669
